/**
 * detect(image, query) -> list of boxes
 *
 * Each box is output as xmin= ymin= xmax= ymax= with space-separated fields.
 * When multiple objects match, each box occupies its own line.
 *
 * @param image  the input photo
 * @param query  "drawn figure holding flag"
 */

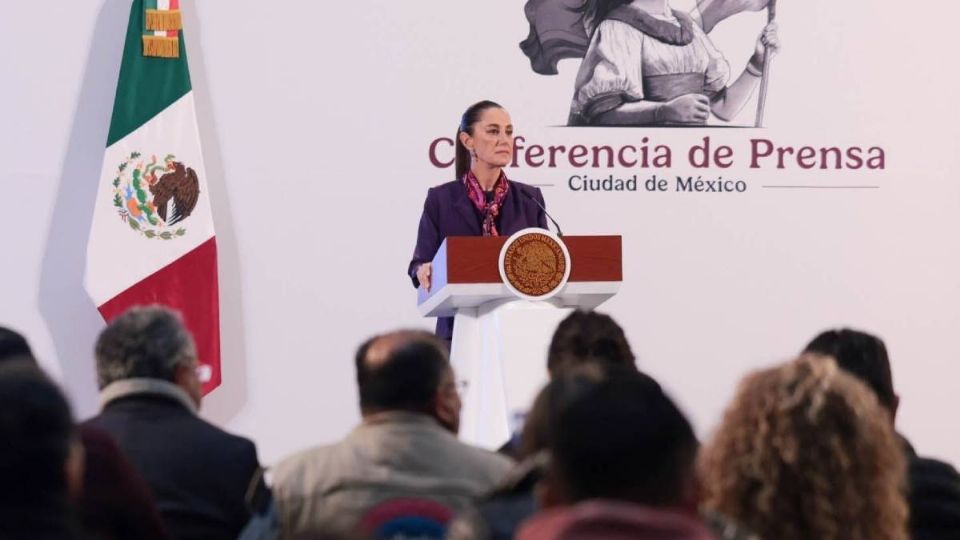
xmin=521 ymin=0 xmax=780 ymax=126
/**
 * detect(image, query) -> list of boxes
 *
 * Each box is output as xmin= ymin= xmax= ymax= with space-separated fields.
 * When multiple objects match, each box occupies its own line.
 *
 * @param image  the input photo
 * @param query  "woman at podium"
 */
xmin=408 ymin=100 xmax=549 ymax=342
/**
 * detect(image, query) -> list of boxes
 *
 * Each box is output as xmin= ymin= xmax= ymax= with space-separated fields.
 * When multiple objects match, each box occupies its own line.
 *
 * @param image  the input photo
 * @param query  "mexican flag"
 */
xmin=85 ymin=0 xmax=221 ymax=394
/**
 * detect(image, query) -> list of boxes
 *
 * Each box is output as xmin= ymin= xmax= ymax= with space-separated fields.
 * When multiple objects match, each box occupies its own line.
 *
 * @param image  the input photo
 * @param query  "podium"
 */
xmin=417 ymin=235 xmax=622 ymax=449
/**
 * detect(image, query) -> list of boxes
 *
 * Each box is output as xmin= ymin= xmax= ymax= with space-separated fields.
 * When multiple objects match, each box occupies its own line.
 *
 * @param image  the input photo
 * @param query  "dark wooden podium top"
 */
xmin=442 ymin=235 xmax=622 ymax=284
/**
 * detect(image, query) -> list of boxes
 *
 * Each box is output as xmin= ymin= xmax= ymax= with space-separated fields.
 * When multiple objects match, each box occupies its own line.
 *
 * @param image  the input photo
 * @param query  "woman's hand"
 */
xmin=752 ymin=22 xmax=781 ymax=64
xmin=659 ymin=94 xmax=711 ymax=124
xmin=417 ymin=262 xmax=433 ymax=292
xmin=712 ymin=21 xmax=780 ymax=121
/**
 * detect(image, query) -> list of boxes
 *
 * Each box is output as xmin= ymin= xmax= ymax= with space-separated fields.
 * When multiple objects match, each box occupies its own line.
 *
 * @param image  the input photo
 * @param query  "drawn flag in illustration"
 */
xmin=85 ymin=0 xmax=221 ymax=393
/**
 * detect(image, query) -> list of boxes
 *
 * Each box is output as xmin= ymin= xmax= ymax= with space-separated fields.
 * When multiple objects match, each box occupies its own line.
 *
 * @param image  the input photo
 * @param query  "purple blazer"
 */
xmin=408 ymin=179 xmax=549 ymax=340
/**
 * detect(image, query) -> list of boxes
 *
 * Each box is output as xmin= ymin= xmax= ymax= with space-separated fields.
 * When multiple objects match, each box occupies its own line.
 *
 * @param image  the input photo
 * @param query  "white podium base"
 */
xmin=450 ymin=298 xmax=572 ymax=450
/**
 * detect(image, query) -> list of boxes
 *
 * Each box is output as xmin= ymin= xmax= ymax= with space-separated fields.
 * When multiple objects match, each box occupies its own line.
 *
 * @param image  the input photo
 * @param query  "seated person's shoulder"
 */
xmin=908 ymin=454 xmax=960 ymax=538
xmin=79 ymin=414 xmax=109 ymax=434
xmin=192 ymin=415 xmax=256 ymax=449
xmin=177 ymin=417 xmax=261 ymax=476
xmin=447 ymin=437 xmax=515 ymax=481
xmin=910 ymin=453 xmax=960 ymax=494
xmin=272 ymin=442 xmax=343 ymax=496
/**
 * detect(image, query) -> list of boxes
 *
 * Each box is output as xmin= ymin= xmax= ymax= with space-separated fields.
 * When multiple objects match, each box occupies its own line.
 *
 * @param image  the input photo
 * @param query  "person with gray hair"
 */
xmin=93 ymin=306 xmax=203 ymax=408
xmin=84 ymin=305 xmax=265 ymax=540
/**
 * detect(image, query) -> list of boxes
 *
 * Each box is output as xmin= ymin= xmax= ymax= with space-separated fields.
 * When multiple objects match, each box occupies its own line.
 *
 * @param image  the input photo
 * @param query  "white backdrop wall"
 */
xmin=2 ymin=1 xmax=959 ymax=466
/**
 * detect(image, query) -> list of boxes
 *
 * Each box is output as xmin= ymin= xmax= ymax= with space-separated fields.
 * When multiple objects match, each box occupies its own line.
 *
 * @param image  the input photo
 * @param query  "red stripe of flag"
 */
xmin=97 ymin=237 xmax=222 ymax=394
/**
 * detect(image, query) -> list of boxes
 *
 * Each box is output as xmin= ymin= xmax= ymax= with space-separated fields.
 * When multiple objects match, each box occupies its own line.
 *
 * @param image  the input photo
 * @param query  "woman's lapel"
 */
xmin=452 ymin=181 xmax=482 ymax=234
xmin=498 ymin=184 xmax=524 ymax=235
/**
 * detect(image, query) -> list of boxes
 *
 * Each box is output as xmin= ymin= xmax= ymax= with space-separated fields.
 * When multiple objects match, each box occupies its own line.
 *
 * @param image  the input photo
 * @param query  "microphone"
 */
xmin=524 ymin=189 xmax=564 ymax=237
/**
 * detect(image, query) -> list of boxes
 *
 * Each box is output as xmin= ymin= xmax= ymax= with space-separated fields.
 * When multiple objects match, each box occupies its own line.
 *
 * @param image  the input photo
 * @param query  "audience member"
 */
xmin=273 ymin=330 xmax=512 ymax=539
xmin=517 ymin=367 xmax=716 ymax=540
xmin=805 ymin=328 xmax=960 ymax=540
xmin=0 ymin=325 xmax=34 ymax=360
xmin=84 ymin=306 xmax=264 ymax=540
xmin=0 ymin=362 xmax=87 ymax=540
xmin=699 ymin=354 xmax=909 ymax=540
xmin=453 ymin=328 xmax=754 ymax=540
xmin=493 ymin=310 xmax=636 ymax=457
xmin=447 ymin=364 xmax=606 ymax=540
xmin=0 ymin=325 xmax=172 ymax=540
xmin=546 ymin=310 xmax=636 ymax=376
xmin=78 ymin=426 xmax=173 ymax=540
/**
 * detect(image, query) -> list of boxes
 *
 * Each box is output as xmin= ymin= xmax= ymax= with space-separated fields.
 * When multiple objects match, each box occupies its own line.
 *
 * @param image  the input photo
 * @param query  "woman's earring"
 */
xmin=471 ymin=149 xmax=477 ymax=159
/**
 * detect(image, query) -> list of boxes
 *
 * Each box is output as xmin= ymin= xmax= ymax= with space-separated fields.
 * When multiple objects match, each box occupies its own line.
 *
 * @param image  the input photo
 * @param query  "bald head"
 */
xmin=354 ymin=330 xmax=452 ymax=416
xmin=361 ymin=331 xmax=437 ymax=369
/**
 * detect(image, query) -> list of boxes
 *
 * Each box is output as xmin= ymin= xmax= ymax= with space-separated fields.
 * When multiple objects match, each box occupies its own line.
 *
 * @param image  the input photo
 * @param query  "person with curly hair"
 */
xmin=804 ymin=328 xmax=960 ymax=540
xmin=699 ymin=354 xmax=910 ymax=540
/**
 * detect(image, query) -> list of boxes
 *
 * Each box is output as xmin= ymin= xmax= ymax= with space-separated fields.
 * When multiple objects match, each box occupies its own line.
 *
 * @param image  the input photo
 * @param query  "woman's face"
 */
xmin=461 ymin=107 xmax=514 ymax=169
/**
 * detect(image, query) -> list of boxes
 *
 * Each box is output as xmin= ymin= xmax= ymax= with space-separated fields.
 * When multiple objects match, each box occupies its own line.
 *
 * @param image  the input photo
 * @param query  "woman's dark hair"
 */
xmin=520 ymin=363 xmax=607 ymax=460
xmin=454 ymin=100 xmax=503 ymax=180
xmin=0 ymin=326 xmax=34 ymax=364
xmin=803 ymin=328 xmax=896 ymax=411
xmin=550 ymin=367 xmax=699 ymax=505
xmin=547 ymin=310 xmax=636 ymax=376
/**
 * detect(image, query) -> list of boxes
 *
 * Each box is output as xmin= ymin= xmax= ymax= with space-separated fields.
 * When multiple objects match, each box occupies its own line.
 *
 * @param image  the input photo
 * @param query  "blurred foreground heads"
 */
xmin=0 ymin=362 xmax=85 ymax=540
xmin=518 ymin=366 xmax=715 ymax=540
xmin=700 ymin=353 xmax=910 ymax=540
xmin=0 ymin=325 xmax=34 ymax=361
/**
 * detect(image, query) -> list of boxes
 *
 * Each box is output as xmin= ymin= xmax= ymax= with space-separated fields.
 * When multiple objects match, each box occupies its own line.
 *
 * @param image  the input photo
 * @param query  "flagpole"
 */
xmin=754 ymin=0 xmax=777 ymax=128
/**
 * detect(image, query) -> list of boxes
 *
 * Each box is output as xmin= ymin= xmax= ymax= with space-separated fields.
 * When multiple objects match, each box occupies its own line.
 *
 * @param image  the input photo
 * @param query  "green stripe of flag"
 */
xmin=107 ymin=0 xmax=191 ymax=147
xmin=143 ymin=0 xmax=158 ymax=36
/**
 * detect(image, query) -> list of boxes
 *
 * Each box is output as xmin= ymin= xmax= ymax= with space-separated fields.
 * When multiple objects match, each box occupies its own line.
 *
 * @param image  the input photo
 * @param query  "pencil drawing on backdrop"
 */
xmin=520 ymin=0 xmax=781 ymax=127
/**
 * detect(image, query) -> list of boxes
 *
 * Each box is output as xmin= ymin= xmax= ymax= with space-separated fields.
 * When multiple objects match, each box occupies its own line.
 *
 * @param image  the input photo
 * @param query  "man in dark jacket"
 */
xmin=805 ymin=328 xmax=960 ymax=540
xmin=84 ymin=306 xmax=264 ymax=540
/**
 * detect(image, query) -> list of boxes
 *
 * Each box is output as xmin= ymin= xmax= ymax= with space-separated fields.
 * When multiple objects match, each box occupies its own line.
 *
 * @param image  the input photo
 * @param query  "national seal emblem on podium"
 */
xmin=499 ymin=228 xmax=571 ymax=300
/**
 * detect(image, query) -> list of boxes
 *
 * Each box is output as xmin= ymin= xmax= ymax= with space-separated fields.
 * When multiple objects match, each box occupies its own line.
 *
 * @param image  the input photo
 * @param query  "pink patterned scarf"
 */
xmin=464 ymin=170 xmax=510 ymax=236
